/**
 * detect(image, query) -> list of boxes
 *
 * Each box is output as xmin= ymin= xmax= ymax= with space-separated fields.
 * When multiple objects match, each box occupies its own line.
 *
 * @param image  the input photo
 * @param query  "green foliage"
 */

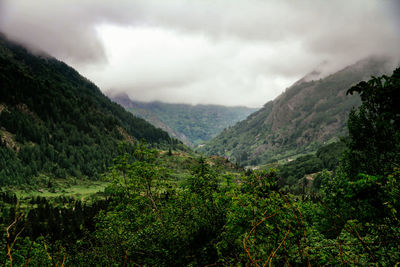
xmin=324 ymin=68 xmax=400 ymax=222
xmin=278 ymin=141 xmax=345 ymax=190
xmin=217 ymin=170 xmax=292 ymax=265
xmin=279 ymin=154 xmax=323 ymax=186
xmin=344 ymin=68 xmax=400 ymax=178
xmin=187 ymin=157 xmax=219 ymax=197
xmin=312 ymin=169 xmax=330 ymax=190
xmin=316 ymin=141 xmax=346 ymax=170
xmin=0 ymin=190 xmax=109 ymax=266
xmin=320 ymin=68 xmax=400 ymax=264
xmin=2 ymin=140 xmax=399 ymax=265
xmin=90 ymin=144 xmax=228 ymax=266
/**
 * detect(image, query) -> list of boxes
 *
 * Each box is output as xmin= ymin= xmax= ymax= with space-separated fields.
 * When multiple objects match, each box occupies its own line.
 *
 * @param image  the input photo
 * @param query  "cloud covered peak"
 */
xmin=1 ymin=0 xmax=399 ymax=106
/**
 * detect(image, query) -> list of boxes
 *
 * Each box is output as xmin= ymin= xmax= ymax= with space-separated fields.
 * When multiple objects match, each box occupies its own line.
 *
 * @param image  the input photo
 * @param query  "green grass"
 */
xmin=13 ymin=180 xmax=109 ymax=203
xmin=7 ymin=150 xmax=241 ymax=206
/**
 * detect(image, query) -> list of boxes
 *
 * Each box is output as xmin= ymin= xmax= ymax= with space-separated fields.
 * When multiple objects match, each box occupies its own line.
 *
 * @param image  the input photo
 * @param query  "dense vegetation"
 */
xmin=112 ymin=94 xmax=257 ymax=147
xmin=277 ymin=141 xmax=346 ymax=192
xmin=1 ymin=69 xmax=399 ymax=265
xmin=0 ymin=36 xmax=181 ymax=185
xmin=201 ymin=57 xmax=393 ymax=166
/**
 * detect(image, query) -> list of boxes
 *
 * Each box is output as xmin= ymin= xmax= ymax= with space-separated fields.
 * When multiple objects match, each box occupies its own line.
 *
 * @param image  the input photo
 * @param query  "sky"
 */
xmin=0 ymin=0 xmax=399 ymax=107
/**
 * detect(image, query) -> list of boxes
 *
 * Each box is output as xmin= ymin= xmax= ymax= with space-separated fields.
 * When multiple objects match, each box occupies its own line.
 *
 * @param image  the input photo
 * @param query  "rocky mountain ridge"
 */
xmin=201 ymin=56 xmax=395 ymax=166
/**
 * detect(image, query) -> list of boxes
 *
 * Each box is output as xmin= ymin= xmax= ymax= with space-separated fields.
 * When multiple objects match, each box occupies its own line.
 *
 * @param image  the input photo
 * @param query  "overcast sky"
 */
xmin=1 ymin=0 xmax=399 ymax=107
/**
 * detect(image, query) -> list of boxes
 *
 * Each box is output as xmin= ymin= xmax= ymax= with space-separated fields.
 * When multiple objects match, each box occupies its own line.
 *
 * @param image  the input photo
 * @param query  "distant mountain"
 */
xmin=200 ymin=57 xmax=395 ymax=166
xmin=0 ymin=34 xmax=177 ymax=185
xmin=110 ymin=95 xmax=258 ymax=147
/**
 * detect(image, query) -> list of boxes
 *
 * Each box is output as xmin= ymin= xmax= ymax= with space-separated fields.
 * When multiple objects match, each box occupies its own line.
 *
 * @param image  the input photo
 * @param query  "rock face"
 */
xmin=201 ymin=57 xmax=395 ymax=166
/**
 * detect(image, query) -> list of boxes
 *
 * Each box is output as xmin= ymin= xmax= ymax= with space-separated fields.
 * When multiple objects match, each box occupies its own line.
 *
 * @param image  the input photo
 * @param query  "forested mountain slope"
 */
xmin=0 ymin=34 xmax=177 ymax=185
xmin=111 ymin=94 xmax=258 ymax=147
xmin=201 ymin=57 xmax=393 ymax=165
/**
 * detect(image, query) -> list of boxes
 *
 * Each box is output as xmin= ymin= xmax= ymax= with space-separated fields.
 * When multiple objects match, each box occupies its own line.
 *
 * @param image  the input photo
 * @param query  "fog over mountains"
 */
xmin=1 ymin=0 xmax=399 ymax=107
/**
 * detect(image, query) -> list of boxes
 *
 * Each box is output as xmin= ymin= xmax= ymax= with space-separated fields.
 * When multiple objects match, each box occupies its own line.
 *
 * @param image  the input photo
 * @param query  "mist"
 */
xmin=1 ymin=0 xmax=399 ymax=107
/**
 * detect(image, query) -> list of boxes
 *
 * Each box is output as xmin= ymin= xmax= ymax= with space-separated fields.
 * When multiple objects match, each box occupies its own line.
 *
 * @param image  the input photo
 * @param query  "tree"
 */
xmin=188 ymin=157 xmax=218 ymax=198
xmin=320 ymin=69 xmax=400 ymax=264
xmin=344 ymin=68 xmax=400 ymax=178
xmin=107 ymin=142 xmax=162 ymax=210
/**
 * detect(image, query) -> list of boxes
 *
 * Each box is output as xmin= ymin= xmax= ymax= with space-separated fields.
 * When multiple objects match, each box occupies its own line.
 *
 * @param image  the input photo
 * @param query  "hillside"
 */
xmin=110 ymin=94 xmax=258 ymax=146
xmin=0 ymin=34 xmax=178 ymax=185
xmin=201 ymin=57 xmax=393 ymax=166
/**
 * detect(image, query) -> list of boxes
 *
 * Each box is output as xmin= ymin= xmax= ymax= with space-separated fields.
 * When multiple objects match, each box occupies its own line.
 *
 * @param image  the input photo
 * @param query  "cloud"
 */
xmin=87 ymin=25 xmax=301 ymax=107
xmin=0 ymin=0 xmax=399 ymax=106
xmin=0 ymin=1 xmax=108 ymax=64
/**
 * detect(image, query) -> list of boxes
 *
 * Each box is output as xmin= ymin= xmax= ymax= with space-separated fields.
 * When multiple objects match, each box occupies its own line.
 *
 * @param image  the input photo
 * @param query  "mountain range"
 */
xmin=200 ymin=56 xmax=395 ymax=166
xmin=1 ymin=31 xmax=396 ymax=186
xmin=110 ymin=94 xmax=257 ymax=147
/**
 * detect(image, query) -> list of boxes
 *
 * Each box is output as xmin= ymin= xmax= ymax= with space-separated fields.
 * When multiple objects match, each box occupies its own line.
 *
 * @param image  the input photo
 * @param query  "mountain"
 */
xmin=0 ymin=34 xmax=178 ymax=185
xmin=110 ymin=94 xmax=258 ymax=147
xmin=200 ymin=57 xmax=394 ymax=166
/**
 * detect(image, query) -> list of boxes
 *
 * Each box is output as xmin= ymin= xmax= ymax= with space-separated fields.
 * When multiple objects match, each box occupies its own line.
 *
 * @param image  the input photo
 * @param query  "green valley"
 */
xmin=111 ymin=95 xmax=258 ymax=147
xmin=0 ymin=30 xmax=399 ymax=266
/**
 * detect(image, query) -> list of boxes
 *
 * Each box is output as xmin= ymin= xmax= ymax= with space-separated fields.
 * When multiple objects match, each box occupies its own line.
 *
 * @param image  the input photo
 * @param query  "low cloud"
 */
xmin=1 ymin=0 xmax=399 ymax=106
